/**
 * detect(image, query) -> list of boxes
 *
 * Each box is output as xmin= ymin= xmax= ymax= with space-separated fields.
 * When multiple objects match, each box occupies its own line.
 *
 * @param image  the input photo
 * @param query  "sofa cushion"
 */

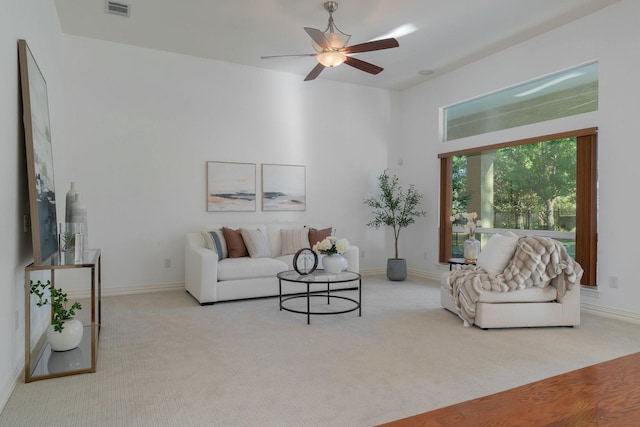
xmin=222 ymin=227 xmax=249 ymax=258
xmin=476 ymin=233 xmax=519 ymax=274
xmin=217 ymin=257 xmax=288 ymax=281
xmin=280 ymin=227 xmax=310 ymax=255
xmin=478 ymin=285 xmax=557 ymax=303
xmin=240 ymin=228 xmax=272 ymax=258
xmin=200 ymin=230 xmax=228 ymax=260
xmin=308 ymin=227 xmax=332 ymax=246
xmin=440 ymin=271 xmax=556 ymax=303
xmin=274 ymin=254 xmax=295 ymax=270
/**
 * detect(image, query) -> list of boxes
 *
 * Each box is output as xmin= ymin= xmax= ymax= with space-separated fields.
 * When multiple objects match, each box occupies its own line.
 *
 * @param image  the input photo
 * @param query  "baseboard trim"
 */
xmin=0 ymin=357 xmax=24 ymax=416
xmin=360 ymin=268 xmax=386 ymax=276
xmin=68 ymin=282 xmax=184 ymax=299
xmin=361 ymin=268 xmax=442 ymax=282
xmin=581 ymin=303 xmax=640 ymax=324
xmin=580 ymin=285 xmax=600 ymax=299
xmin=408 ymin=269 xmax=442 ymax=282
xmin=70 ymin=274 xmax=391 ymax=299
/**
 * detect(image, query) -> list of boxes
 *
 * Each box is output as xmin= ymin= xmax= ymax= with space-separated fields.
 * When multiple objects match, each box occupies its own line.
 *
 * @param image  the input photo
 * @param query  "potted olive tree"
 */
xmin=364 ymin=171 xmax=426 ymax=281
xmin=30 ymin=280 xmax=83 ymax=352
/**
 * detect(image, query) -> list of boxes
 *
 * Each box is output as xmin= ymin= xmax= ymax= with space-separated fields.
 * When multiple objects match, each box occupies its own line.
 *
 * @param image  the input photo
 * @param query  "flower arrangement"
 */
xmin=312 ymin=236 xmax=349 ymax=256
xmin=450 ymin=211 xmax=480 ymax=237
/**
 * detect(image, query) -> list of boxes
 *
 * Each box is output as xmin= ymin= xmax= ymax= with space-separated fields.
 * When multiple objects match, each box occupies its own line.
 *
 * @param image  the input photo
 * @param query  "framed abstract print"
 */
xmin=207 ymin=161 xmax=256 ymax=212
xmin=262 ymin=164 xmax=306 ymax=211
xmin=19 ymin=39 xmax=58 ymax=264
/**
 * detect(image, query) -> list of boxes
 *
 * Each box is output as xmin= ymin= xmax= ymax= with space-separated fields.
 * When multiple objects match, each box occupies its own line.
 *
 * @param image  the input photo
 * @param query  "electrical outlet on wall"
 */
xmin=164 ymin=258 xmax=171 ymax=268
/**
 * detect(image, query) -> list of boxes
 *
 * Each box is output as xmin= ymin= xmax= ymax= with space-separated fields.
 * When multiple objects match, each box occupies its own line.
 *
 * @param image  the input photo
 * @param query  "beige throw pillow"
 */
xmin=476 ymin=233 xmax=519 ymax=274
xmin=280 ymin=228 xmax=310 ymax=256
xmin=240 ymin=228 xmax=272 ymax=258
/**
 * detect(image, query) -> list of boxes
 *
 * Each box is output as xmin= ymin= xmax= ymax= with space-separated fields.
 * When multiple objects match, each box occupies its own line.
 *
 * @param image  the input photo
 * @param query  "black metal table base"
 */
xmin=278 ymin=275 xmax=362 ymax=324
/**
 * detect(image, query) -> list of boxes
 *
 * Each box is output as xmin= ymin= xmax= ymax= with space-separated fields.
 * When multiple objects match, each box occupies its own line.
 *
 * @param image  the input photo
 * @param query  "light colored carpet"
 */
xmin=2 ymin=275 xmax=640 ymax=426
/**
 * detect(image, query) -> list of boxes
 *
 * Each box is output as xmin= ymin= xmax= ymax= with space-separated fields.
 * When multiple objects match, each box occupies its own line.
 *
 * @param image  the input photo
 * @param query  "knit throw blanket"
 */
xmin=444 ymin=236 xmax=583 ymax=326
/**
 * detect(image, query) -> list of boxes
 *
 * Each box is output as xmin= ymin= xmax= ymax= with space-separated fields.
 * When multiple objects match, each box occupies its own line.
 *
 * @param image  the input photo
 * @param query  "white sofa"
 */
xmin=440 ymin=273 xmax=580 ymax=329
xmin=440 ymin=235 xmax=581 ymax=329
xmin=185 ymin=224 xmax=360 ymax=305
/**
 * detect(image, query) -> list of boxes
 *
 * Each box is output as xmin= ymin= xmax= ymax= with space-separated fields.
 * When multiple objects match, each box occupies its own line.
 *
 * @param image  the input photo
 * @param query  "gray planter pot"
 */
xmin=387 ymin=258 xmax=407 ymax=281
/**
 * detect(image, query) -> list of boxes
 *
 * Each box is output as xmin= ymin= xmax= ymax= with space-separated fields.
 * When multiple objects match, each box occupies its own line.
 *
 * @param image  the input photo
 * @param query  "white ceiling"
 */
xmin=53 ymin=0 xmax=619 ymax=91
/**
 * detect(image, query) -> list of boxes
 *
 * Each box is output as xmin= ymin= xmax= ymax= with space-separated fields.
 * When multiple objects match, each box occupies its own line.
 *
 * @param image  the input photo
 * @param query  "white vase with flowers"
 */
xmin=313 ymin=236 xmax=350 ymax=274
xmin=450 ymin=212 xmax=481 ymax=262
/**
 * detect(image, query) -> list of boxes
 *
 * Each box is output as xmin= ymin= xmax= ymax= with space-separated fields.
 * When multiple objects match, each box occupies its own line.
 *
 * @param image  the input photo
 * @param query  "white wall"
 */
xmin=3 ymin=0 xmax=638 ymax=414
xmin=0 ymin=0 xmax=64 ymax=411
xmin=398 ymin=0 xmax=640 ymax=317
xmin=58 ymin=35 xmax=394 ymax=292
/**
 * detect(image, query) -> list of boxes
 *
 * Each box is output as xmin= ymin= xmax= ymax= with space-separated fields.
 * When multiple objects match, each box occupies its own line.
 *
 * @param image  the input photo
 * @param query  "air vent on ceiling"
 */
xmin=106 ymin=1 xmax=130 ymax=17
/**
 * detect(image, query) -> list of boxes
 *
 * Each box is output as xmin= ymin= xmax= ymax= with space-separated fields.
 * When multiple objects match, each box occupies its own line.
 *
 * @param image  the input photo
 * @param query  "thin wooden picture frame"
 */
xmin=262 ymin=164 xmax=306 ymax=211
xmin=18 ymin=39 xmax=59 ymax=264
xmin=206 ymin=161 xmax=256 ymax=212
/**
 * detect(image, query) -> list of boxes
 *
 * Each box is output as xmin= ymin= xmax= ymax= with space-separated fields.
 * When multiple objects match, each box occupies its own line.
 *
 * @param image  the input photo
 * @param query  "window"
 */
xmin=439 ymin=128 xmax=597 ymax=286
xmin=443 ymin=62 xmax=598 ymax=141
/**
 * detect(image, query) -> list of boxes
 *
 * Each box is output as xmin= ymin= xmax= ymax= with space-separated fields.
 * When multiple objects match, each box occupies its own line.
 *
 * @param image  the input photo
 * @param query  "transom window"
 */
xmin=442 ymin=62 xmax=599 ymax=141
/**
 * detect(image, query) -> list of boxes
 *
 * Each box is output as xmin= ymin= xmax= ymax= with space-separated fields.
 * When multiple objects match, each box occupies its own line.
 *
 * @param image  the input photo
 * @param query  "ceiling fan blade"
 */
xmin=344 ymin=56 xmax=383 ymax=75
xmin=341 ymin=38 xmax=399 ymax=54
xmin=261 ymin=54 xmax=316 ymax=59
xmin=304 ymin=63 xmax=325 ymax=81
xmin=304 ymin=27 xmax=331 ymax=51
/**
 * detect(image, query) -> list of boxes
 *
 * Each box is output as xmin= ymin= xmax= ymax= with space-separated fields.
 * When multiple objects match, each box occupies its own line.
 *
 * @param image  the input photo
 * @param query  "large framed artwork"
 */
xmin=18 ymin=40 xmax=58 ymax=264
xmin=262 ymin=164 xmax=306 ymax=211
xmin=206 ymin=161 xmax=256 ymax=212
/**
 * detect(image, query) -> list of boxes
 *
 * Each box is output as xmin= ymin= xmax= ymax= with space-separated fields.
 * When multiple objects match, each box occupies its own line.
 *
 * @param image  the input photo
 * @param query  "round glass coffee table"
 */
xmin=277 ymin=270 xmax=361 ymax=324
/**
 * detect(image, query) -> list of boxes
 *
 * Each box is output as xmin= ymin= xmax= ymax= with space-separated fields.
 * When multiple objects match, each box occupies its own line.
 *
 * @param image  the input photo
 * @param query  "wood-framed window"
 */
xmin=438 ymin=127 xmax=598 ymax=286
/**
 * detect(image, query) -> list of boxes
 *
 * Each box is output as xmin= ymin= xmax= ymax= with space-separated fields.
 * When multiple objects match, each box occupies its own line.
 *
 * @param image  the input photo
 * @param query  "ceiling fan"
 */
xmin=261 ymin=1 xmax=399 ymax=81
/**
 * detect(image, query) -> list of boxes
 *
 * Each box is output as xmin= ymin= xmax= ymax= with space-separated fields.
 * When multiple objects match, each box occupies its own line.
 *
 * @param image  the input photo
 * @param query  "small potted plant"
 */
xmin=364 ymin=170 xmax=426 ymax=281
xmin=30 ymin=280 xmax=83 ymax=352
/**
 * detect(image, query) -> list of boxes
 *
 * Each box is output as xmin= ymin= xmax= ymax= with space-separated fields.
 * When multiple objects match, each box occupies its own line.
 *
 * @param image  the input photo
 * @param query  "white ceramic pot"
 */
xmin=322 ymin=254 xmax=347 ymax=274
xmin=47 ymin=318 xmax=83 ymax=352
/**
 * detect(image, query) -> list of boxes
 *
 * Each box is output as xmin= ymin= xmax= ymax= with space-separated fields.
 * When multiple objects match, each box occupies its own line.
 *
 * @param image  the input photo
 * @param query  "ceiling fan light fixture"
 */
xmin=325 ymin=31 xmax=350 ymax=50
xmin=312 ymin=30 xmax=350 ymax=52
xmin=312 ymin=1 xmax=351 ymax=52
xmin=317 ymin=51 xmax=347 ymax=67
xmin=262 ymin=1 xmax=399 ymax=81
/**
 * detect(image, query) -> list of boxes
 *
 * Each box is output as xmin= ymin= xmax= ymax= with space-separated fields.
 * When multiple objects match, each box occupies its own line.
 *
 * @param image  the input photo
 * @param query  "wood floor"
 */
xmin=378 ymin=352 xmax=640 ymax=427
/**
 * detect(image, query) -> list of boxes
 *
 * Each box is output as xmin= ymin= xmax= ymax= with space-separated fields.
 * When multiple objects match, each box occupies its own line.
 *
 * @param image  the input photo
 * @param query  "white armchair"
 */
xmin=441 ymin=235 xmax=582 ymax=329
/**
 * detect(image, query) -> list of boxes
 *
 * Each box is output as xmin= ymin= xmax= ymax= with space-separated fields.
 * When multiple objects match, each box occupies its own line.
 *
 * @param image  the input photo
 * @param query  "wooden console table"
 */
xmin=24 ymin=249 xmax=101 ymax=382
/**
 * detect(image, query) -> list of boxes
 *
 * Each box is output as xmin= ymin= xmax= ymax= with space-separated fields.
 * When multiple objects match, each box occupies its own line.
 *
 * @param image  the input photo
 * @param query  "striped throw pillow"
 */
xmin=240 ymin=228 xmax=271 ymax=258
xmin=200 ymin=230 xmax=228 ymax=260
xmin=280 ymin=228 xmax=310 ymax=256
